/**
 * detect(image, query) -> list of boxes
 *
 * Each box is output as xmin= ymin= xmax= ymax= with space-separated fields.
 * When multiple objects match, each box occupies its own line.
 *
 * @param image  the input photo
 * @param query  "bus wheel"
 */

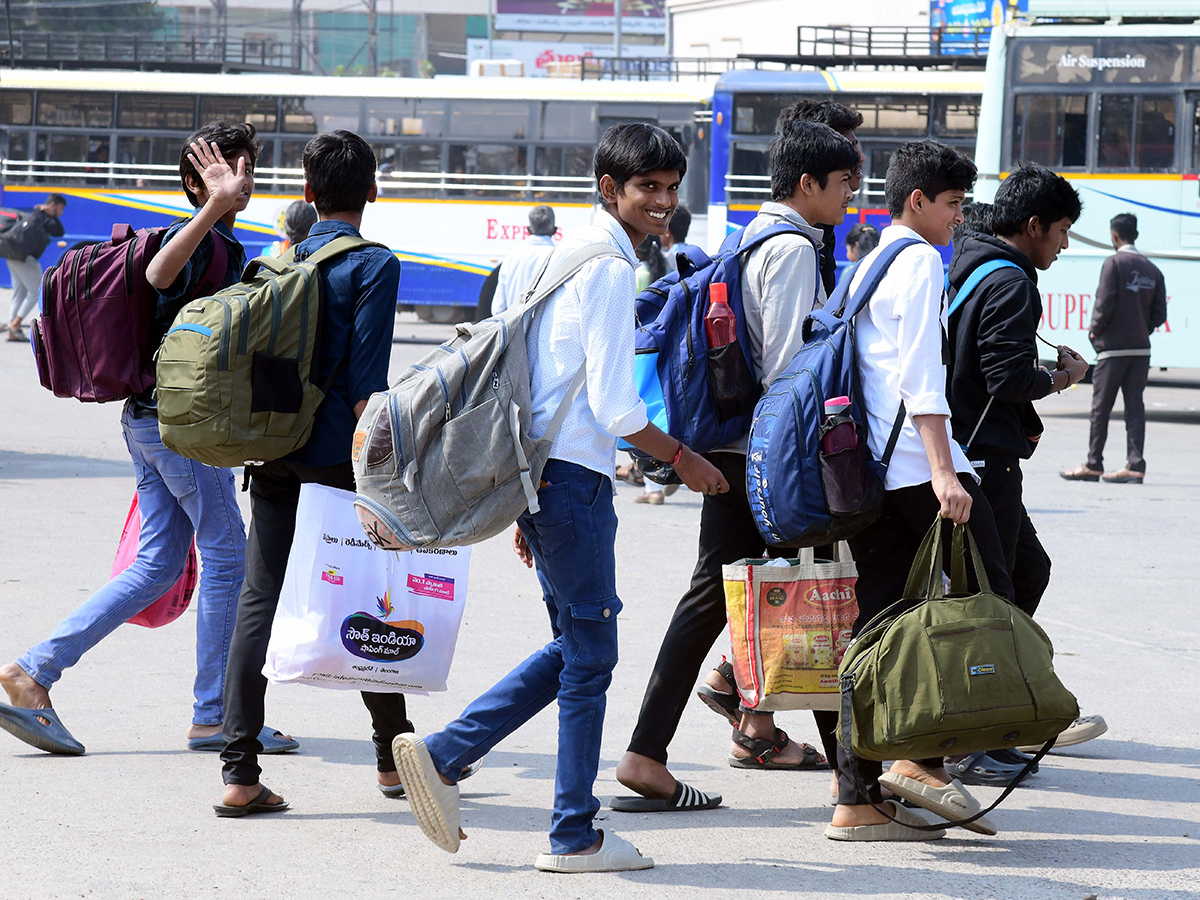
xmin=415 ymin=304 xmax=466 ymax=324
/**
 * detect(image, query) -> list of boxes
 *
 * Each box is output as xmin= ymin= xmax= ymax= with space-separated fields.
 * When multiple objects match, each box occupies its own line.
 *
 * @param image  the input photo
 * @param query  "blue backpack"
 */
xmin=746 ymin=238 xmax=919 ymax=547
xmin=624 ymin=222 xmax=819 ymax=476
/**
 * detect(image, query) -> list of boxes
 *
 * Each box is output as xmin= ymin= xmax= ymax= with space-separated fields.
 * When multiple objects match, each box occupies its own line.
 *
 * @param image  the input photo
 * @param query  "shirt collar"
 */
xmin=880 ymin=223 xmax=932 ymax=248
xmin=594 ymin=210 xmax=639 ymax=266
xmin=757 ymin=201 xmax=826 ymax=246
xmin=308 ymin=220 xmax=360 ymax=238
xmin=192 ymin=211 xmax=237 ymax=244
xmin=1117 ymin=243 xmax=1139 ymax=254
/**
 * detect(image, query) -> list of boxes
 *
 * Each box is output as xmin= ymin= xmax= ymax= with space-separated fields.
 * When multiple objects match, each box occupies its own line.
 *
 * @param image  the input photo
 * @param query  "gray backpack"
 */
xmin=352 ymin=243 xmax=622 ymax=551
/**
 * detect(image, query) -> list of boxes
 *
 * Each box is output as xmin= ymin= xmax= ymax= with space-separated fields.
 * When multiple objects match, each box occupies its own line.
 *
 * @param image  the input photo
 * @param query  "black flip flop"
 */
xmin=610 ymin=780 xmax=722 ymax=812
xmin=213 ymin=784 xmax=290 ymax=818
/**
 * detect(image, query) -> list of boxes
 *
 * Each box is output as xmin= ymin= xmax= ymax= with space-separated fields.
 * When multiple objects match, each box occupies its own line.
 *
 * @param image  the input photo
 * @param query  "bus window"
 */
xmin=933 ymin=97 xmax=980 ymax=136
xmin=1098 ymin=95 xmax=1177 ymax=170
xmin=118 ymin=94 xmax=196 ymax=130
xmin=8 ymin=132 xmax=29 ymax=160
xmin=0 ymin=90 xmax=32 ymax=126
xmin=448 ymin=144 xmax=528 ymax=197
xmin=1010 ymin=95 xmax=1087 ymax=168
xmin=535 ymin=146 xmax=593 ymax=177
xmin=541 ymin=102 xmax=598 ymax=142
xmin=36 ymin=92 xmax=113 ymax=128
xmin=857 ymin=99 xmax=928 ymax=135
xmin=116 ymin=136 xmax=179 ymax=167
xmin=732 ymin=94 xmax=795 ymax=135
xmin=282 ymin=97 xmax=361 ymax=133
xmin=200 ymin=96 xmax=278 ymax=132
xmin=1192 ymin=96 xmax=1200 ymax=170
xmin=448 ymin=102 xmax=531 ymax=140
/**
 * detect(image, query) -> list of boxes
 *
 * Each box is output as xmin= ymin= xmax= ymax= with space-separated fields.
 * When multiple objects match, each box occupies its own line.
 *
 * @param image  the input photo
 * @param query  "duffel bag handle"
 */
xmin=902 ymin=516 xmax=947 ymax=601
xmin=950 ymin=524 xmax=993 ymax=596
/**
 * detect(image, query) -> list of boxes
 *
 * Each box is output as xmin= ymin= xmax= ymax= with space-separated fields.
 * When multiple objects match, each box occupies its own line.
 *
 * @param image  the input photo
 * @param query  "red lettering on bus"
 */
xmin=486 ymin=218 xmax=499 ymax=240
xmin=1064 ymin=294 xmax=1076 ymax=327
xmin=1077 ymin=293 xmax=1090 ymax=331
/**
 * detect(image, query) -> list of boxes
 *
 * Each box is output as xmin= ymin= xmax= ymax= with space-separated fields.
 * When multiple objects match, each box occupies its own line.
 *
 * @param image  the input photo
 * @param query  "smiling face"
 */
xmin=600 ymin=168 xmax=681 ymax=247
xmin=901 ymin=188 xmax=965 ymax=247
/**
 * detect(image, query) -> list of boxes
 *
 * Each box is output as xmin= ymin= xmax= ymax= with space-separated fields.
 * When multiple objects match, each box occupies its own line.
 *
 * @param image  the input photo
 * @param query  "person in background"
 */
xmin=268 ymin=200 xmax=318 ymax=257
xmin=1061 ymin=212 xmax=1167 ymax=485
xmin=845 ymin=222 xmax=880 ymax=264
xmin=4 ymin=193 xmax=66 ymax=343
xmin=662 ymin=204 xmax=704 ymax=272
xmin=491 ymin=205 xmax=557 ymax=316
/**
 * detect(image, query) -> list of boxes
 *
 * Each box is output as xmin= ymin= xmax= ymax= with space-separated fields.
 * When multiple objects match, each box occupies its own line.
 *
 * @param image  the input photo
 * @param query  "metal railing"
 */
xmin=797 ymin=25 xmax=990 ymax=59
xmin=0 ymin=31 xmax=305 ymax=73
xmin=1 ymin=159 xmax=596 ymax=200
xmin=579 ymin=56 xmax=759 ymax=81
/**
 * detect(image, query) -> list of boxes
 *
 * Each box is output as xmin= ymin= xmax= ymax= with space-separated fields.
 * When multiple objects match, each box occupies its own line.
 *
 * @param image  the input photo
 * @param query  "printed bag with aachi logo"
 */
xmin=723 ymin=543 xmax=858 ymax=711
xmin=264 ymin=483 xmax=471 ymax=693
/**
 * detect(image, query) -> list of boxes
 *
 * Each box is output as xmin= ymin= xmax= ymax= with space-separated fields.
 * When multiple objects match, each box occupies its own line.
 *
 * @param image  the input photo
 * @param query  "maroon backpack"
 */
xmin=32 ymin=222 xmax=226 ymax=403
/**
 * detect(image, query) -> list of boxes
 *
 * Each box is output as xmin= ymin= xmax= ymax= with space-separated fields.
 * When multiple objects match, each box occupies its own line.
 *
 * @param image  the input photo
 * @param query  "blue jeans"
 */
xmin=19 ymin=406 xmax=246 ymax=725
xmin=424 ymin=459 xmax=621 ymax=855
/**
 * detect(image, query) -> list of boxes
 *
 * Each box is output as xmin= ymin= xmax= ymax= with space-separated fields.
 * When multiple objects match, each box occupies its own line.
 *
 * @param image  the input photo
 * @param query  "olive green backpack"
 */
xmin=838 ymin=516 xmax=1079 ymax=764
xmin=156 ymin=235 xmax=388 ymax=468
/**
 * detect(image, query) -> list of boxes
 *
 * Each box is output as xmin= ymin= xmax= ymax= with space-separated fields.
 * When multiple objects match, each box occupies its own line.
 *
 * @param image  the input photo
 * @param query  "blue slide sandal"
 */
xmin=188 ymin=725 xmax=299 ymax=754
xmin=0 ymin=702 xmax=86 ymax=755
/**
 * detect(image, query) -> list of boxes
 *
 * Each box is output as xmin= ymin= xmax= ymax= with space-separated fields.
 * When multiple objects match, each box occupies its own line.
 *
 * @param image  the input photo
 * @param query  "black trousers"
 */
xmin=836 ymin=474 xmax=1013 ymax=806
xmin=221 ymin=459 xmax=412 ymax=786
xmin=1088 ymin=355 xmax=1150 ymax=473
xmin=977 ymin=455 xmax=1050 ymax=616
xmin=625 ymin=452 xmax=840 ymax=768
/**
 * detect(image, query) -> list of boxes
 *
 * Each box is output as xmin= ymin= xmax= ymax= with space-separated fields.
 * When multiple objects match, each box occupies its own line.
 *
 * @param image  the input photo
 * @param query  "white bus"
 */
xmin=974 ymin=11 xmax=1199 ymax=367
xmin=0 ymin=69 xmax=711 ymax=321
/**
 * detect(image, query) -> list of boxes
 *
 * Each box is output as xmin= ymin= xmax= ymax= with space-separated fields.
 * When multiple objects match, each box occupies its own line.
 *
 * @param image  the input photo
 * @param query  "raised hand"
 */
xmin=187 ymin=138 xmax=249 ymax=210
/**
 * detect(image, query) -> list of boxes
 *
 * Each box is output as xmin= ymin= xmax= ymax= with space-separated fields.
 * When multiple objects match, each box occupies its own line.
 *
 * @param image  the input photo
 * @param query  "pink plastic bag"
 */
xmin=111 ymin=493 xmax=199 ymax=628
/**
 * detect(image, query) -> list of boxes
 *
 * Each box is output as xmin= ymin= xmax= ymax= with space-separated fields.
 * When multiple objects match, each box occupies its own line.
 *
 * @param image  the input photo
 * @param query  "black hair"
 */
xmin=302 ymin=130 xmax=377 ymax=215
xmin=990 ymin=163 xmax=1082 ymax=237
xmin=45 ymin=193 xmax=67 ymax=207
xmin=635 ymin=233 xmax=666 ymax=282
xmin=1110 ymin=212 xmax=1138 ymax=244
xmin=283 ymin=200 xmax=318 ymax=244
xmin=668 ymin=204 xmax=692 ymax=243
xmin=528 ymin=205 xmax=556 ymax=236
xmin=593 ymin=123 xmax=687 ymax=206
xmin=768 ymin=120 xmax=859 ymax=201
xmin=884 ymin=139 xmax=977 ymax=218
xmin=776 ymin=99 xmax=864 ymax=137
xmin=179 ymin=121 xmax=260 ymax=208
xmin=952 ymin=200 xmax=994 ymax=245
xmin=845 ymin=222 xmax=880 ymax=257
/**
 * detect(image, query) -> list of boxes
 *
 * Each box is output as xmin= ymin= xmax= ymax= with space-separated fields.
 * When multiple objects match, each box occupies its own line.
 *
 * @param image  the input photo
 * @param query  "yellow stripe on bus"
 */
xmin=998 ymin=172 xmax=1184 ymax=182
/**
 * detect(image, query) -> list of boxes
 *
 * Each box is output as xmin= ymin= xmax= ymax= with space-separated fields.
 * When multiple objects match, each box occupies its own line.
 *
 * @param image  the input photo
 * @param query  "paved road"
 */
xmin=1 ymin=313 xmax=1198 ymax=900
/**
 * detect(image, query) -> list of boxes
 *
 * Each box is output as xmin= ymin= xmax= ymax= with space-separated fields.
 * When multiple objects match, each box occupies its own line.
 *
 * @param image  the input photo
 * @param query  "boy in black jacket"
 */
xmin=946 ymin=165 xmax=1106 ymax=766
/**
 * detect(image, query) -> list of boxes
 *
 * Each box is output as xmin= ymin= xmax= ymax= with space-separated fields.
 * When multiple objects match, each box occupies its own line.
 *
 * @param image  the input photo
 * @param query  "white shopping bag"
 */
xmin=264 ymin=483 xmax=470 ymax=693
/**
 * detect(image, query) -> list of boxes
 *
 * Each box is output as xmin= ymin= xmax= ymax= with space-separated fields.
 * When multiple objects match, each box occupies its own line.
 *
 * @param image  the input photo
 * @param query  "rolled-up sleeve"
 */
xmin=576 ymin=257 xmax=648 ymax=438
xmin=894 ymin=250 xmax=952 ymax=417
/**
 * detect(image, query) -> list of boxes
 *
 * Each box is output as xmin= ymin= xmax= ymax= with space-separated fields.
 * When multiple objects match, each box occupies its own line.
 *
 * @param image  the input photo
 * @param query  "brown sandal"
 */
xmin=728 ymin=727 xmax=828 ymax=770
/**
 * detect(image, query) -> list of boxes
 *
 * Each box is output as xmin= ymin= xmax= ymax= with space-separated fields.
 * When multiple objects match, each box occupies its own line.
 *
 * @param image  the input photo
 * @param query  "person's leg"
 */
xmin=3 ymin=410 xmax=192 ymax=706
xmin=1121 ymin=357 xmax=1150 ymax=474
xmin=361 ymin=691 xmax=414 ymax=778
xmin=618 ymin=453 xmax=766 ymax=795
xmin=1010 ymin=510 xmax=1051 ymax=617
xmin=7 ymin=256 xmax=40 ymax=326
xmin=1087 ymin=358 xmax=1123 ymax=472
xmin=978 ymin=455 xmax=1021 ymax=576
xmin=220 ymin=461 xmax=299 ymax=802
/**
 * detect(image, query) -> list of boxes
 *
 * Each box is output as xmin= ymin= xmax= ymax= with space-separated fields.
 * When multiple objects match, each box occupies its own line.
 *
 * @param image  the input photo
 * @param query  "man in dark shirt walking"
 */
xmin=1062 ymin=213 xmax=1167 ymax=485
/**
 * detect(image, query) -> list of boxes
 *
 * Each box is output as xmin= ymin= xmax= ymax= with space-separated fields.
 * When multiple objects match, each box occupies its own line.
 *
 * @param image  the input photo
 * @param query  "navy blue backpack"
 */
xmin=625 ymin=222 xmax=819 ymax=479
xmin=746 ymin=238 xmax=919 ymax=548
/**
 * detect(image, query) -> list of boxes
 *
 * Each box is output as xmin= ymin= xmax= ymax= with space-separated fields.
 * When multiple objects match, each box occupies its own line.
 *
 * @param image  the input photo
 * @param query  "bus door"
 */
xmin=1183 ymin=93 xmax=1200 ymax=248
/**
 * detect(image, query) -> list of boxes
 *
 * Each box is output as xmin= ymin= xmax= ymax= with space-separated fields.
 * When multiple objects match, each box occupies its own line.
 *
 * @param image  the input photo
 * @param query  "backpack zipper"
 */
xmin=388 ymin=391 xmax=405 ymax=469
xmin=682 ymin=281 xmax=695 ymax=376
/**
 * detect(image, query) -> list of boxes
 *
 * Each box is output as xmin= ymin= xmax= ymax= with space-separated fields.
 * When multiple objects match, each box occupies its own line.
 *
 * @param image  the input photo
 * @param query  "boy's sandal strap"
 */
xmin=731 ymin=726 xmax=791 ymax=765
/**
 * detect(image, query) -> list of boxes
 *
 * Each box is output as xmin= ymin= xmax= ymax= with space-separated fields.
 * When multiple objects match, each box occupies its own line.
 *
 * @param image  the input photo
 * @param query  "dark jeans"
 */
xmin=836 ymin=474 xmax=1013 ymax=806
xmin=221 ymin=459 xmax=412 ymax=786
xmin=626 ymin=452 xmax=840 ymax=769
xmin=1088 ymin=355 xmax=1150 ymax=473
xmin=977 ymin=455 xmax=1050 ymax=616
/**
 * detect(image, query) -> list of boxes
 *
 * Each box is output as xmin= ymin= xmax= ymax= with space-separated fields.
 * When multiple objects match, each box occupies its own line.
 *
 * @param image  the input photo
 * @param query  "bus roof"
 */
xmin=714 ymin=68 xmax=986 ymax=95
xmin=0 ymin=68 xmax=714 ymax=105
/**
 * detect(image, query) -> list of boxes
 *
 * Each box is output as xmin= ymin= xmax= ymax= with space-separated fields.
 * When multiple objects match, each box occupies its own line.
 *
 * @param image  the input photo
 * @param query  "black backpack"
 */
xmin=0 ymin=208 xmax=48 ymax=260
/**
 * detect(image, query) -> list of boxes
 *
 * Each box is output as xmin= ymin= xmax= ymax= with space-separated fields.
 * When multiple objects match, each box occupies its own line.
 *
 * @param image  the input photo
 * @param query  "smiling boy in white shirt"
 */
xmin=827 ymin=139 xmax=1016 ymax=842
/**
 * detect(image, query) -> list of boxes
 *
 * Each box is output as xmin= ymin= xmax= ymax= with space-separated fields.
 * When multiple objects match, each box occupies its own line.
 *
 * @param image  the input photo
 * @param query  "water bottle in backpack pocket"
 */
xmin=703 ymin=281 xmax=758 ymax=422
xmin=817 ymin=395 xmax=881 ymax=516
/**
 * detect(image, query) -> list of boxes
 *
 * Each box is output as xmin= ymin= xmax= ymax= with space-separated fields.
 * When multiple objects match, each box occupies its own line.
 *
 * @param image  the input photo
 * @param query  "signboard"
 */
xmin=495 ymin=0 xmax=666 ymax=36
xmin=467 ymin=38 xmax=665 ymax=76
xmin=930 ymin=0 xmax=1029 ymax=54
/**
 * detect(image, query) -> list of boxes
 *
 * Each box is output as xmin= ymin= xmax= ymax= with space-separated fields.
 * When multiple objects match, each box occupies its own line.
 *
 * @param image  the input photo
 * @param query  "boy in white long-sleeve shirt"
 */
xmin=392 ymin=124 xmax=727 ymax=874
xmin=827 ymin=139 xmax=1015 ymax=842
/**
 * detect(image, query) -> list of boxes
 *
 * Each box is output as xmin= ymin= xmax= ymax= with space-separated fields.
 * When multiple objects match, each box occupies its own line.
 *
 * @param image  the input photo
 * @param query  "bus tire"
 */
xmin=415 ymin=304 xmax=467 ymax=324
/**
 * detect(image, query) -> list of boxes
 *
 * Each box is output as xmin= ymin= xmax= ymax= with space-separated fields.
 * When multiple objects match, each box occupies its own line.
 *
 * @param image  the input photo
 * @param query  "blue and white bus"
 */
xmin=975 ymin=15 xmax=1199 ymax=367
xmin=0 ymin=69 xmax=711 ymax=321
xmin=707 ymin=67 xmax=986 ymax=265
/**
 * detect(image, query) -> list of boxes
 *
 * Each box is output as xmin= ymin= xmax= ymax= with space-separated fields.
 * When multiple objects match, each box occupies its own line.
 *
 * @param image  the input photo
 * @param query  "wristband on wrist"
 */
xmin=671 ymin=440 xmax=684 ymax=467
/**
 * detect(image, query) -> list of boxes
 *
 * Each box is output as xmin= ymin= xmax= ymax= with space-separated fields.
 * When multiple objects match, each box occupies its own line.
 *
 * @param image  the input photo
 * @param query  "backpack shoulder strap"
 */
xmin=836 ymin=237 xmax=924 ymax=320
xmin=947 ymin=259 xmax=1023 ymax=318
xmin=728 ymin=221 xmax=817 ymax=259
xmin=243 ymin=235 xmax=390 ymax=279
xmin=522 ymin=243 xmax=623 ymax=312
xmin=195 ymin=231 xmax=229 ymax=297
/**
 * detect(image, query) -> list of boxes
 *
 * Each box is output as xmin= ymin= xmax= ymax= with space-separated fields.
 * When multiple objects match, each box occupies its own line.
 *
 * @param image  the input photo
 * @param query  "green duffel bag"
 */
xmin=838 ymin=516 xmax=1079 ymax=762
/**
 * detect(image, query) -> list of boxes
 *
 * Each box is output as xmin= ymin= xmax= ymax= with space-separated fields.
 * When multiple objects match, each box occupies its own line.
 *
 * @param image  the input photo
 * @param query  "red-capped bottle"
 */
xmin=822 ymin=395 xmax=858 ymax=454
xmin=704 ymin=282 xmax=737 ymax=348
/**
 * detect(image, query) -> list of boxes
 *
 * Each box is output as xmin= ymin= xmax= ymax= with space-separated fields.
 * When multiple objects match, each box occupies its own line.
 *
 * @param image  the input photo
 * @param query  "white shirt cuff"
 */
xmin=609 ymin=401 xmax=649 ymax=439
xmin=903 ymin=392 xmax=951 ymax=417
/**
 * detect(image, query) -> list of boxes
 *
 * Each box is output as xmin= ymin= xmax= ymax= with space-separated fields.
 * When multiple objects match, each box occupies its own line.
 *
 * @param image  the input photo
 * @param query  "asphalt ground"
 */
xmin=1 ymin=311 xmax=1198 ymax=900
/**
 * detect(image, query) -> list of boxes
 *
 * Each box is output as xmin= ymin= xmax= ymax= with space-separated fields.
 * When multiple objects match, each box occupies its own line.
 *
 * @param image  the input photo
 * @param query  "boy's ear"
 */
xmin=303 ymin=182 xmax=316 ymax=204
xmin=367 ymin=181 xmax=378 ymax=204
xmin=1026 ymin=215 xmax=1043 ymax=238
xmin=797 ymin=173 xmax=814 ymax=197
xmin=907 ymin=189 xmax=926 ymax=215
xmin=598 ymin=174 xmax=620 ymax=206
xmin=185 ymin=171 xmax=205 ymax=201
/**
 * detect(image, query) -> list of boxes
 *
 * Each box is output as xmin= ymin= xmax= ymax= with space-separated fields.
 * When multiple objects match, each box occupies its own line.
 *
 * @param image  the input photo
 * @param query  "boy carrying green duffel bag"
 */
xmin=838 ymin=515 xmax=1078 ymax=764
